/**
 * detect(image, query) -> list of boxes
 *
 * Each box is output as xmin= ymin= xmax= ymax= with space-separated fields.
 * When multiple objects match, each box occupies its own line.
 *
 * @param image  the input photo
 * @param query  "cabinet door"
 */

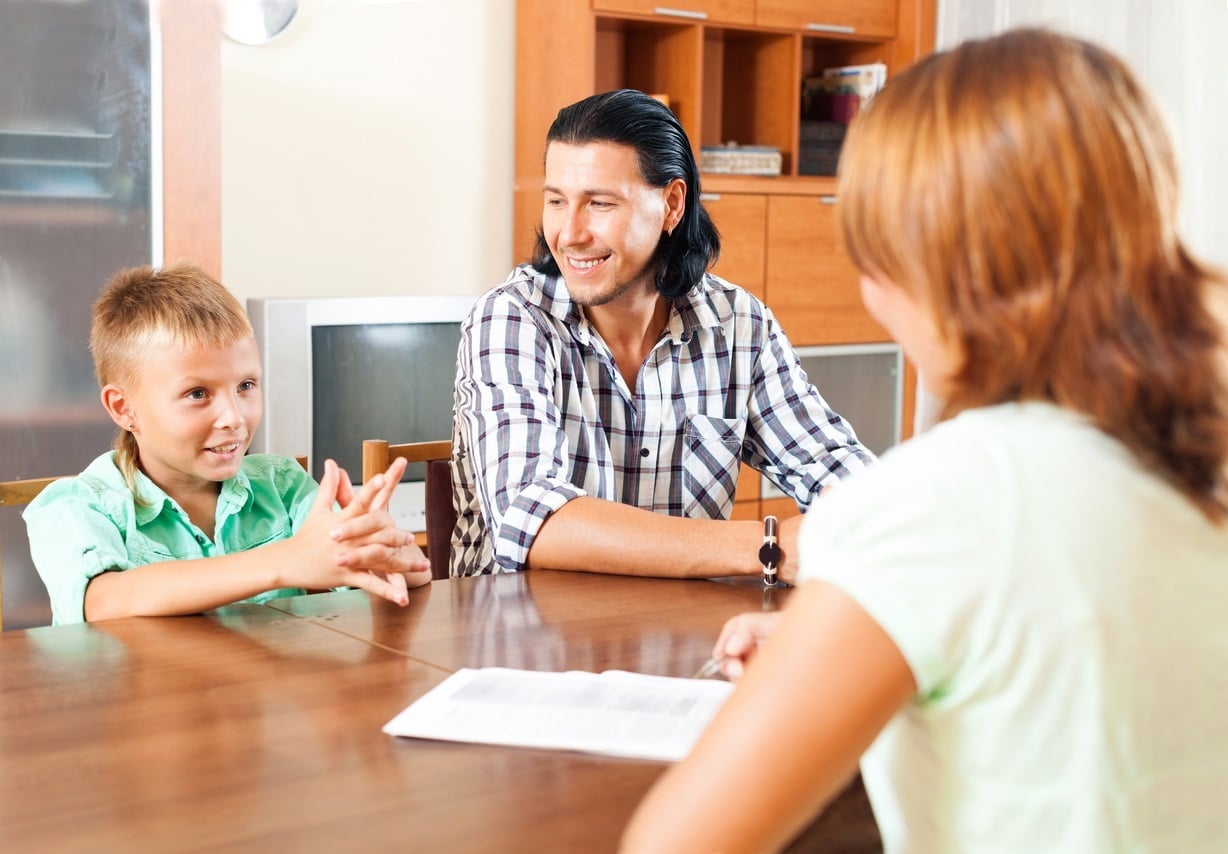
xmin=756 ymin=0 xmax=897 ymax=39
xmin=702 ymin=192 xmax=766 ymax=300
xmin=594 ymin=0 xmax=755 ymax=26
xmin=765 ymin=195 xmax=887 ymax=345
xmin=731 ymin=464 xmax=761 ymax=520
xmin=761 ymin=495 xmax=802 ymax=521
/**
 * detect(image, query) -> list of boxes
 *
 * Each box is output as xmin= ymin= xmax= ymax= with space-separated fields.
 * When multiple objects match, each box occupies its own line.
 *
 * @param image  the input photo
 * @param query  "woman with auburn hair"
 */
xmin=622 ymin=28 xmax=1227 ymax=854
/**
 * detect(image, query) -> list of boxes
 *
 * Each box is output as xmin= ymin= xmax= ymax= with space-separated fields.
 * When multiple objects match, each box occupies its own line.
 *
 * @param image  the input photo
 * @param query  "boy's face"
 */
xmin=114 ymin=335 xmax=264 ymax=496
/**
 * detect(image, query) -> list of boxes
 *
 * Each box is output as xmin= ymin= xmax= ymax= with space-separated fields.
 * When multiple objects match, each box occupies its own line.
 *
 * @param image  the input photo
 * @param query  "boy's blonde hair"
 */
xmin=90 ymin=263 xmax=254 ymax=493
xmin=838 ymin=28 xmax=1228 ymax=522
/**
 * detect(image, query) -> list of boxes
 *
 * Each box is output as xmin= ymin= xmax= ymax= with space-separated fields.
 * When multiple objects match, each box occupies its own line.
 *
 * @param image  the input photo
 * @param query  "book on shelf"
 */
xmin=822 ymin=62 xmax=888 ymax=101
xmin=801 ymin=61 xmax=888 ymax=123
xmin=383 ymin=666 xmax=733 ymax=762
xmin=799 ymin=62 xmax=886 ymax=175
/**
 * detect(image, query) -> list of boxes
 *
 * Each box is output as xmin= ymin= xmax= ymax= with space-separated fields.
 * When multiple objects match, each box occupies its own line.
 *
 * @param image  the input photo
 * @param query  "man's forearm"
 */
xmin=526 ymin=496 xmax=765 ymax=578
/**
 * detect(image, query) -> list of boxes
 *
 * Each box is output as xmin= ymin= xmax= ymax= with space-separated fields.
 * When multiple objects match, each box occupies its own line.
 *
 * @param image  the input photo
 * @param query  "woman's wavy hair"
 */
xmin=90 ymin=263 xmax=254 ymax=497
xmin=531 ymin=88 xmax=720 ymax=300
xmin=839 ymin=28 xmax=1228 ymax=521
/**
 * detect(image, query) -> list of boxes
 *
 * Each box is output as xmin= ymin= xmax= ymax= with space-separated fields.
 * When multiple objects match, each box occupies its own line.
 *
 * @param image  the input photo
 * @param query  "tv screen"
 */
xmin=761 ymin=343 xmax=903 ymax=501
xmin=310 ymin=322 xmax=461 ymax=484
xmin=794 ymin=344 xmax=901 ymax=458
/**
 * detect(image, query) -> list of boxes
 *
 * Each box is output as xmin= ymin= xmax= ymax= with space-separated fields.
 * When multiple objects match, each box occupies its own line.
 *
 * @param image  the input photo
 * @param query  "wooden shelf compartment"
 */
xmin=701 ymin=27 xmax=799 ymax=172
xmin=800 ymin=34 xmax=895 ymax=81
xmin=595 ymin=16 xmax=704 ymax=149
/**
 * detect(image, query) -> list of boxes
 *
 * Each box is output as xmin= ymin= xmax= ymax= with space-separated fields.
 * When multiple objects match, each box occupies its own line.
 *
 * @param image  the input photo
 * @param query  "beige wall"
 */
xmin=220 ymin=0 xmax=515 ymax=307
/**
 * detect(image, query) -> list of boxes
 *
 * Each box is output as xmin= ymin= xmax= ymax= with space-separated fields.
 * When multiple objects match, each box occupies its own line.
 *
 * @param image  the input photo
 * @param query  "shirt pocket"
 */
xmin=681 ymin=414 xmax=745 ymax=518
xmin=125 ymin=540 xmax=178 ymax=566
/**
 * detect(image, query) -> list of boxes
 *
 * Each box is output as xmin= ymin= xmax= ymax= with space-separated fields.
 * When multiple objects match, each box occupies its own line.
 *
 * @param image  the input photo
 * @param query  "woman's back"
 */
xmin=800 ymin=401 xmax=1228 ymax=851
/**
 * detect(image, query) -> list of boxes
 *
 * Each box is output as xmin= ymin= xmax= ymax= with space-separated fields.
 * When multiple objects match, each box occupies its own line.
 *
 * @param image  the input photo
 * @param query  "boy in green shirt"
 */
xmin=26 ymin=263 xmax=430 ymax=625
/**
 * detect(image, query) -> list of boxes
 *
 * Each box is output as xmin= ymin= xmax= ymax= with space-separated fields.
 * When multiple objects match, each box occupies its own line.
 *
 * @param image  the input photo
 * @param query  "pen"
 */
xmin=691 ymin=656 xmax=726 ymax=679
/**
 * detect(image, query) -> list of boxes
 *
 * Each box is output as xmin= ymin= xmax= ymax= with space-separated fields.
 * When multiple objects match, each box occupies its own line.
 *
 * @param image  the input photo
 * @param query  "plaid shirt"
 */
xmin=450 ymin=265 xmax=875 ymax=575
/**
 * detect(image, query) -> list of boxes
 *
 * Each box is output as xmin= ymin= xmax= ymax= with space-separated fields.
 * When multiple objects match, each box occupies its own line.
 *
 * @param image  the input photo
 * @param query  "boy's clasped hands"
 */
xmin=293 ymin=457 xmax=432 ymax=605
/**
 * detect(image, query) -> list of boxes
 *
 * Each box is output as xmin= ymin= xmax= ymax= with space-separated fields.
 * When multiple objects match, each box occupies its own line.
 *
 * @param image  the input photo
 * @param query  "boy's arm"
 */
xmin=24 ymin=479 xmax=130 ymax=625
xmin=84 ymin=463 xmax=423 ymax=621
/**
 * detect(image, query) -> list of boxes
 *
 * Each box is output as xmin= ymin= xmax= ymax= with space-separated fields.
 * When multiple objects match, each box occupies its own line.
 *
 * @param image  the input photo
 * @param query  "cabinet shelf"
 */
xmin=702 ymin=172 xmax=838 ymax=195
xmin=592 ymin=16 xmax=898 ymax=180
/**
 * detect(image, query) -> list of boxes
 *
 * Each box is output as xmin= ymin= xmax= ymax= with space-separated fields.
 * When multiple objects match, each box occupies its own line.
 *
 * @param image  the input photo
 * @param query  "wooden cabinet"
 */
xmin=731 ymin=463 xmax=762 ymax=520
xmin=765 ymin=194 xmax=887 ymax=345
xmin=515 ymin=0 xmax=936 ymax=518
xmin=703 ymin=192 xmax=766 ymax=300
xmin=756 ymin=0 xmax=898 ymax=38
xmin=594 ymin=0 xmax=755 ymax=26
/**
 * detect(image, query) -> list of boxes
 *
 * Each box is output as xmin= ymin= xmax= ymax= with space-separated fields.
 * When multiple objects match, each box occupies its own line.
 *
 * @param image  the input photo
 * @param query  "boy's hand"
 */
xmin=286 ymin=460 xmax=430 ymax=604
xmin=326 ymin=458 xmax=432 ymax=592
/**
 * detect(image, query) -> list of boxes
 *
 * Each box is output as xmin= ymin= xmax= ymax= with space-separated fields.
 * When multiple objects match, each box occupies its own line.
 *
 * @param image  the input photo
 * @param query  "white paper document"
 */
xmin=383 ymin=667 xmax=734 ymax=762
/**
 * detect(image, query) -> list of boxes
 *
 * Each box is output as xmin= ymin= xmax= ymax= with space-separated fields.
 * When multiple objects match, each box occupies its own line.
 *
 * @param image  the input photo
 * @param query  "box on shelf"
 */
xmin=700 ymin=143 xmax=782 ymax=176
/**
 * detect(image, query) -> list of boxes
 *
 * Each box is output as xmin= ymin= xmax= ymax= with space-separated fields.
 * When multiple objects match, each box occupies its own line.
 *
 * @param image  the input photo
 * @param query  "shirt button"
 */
xmin=640 ymin=447 xmax=650 ymax=458
xmin=195 ymin=535 xmax=205 ymax=545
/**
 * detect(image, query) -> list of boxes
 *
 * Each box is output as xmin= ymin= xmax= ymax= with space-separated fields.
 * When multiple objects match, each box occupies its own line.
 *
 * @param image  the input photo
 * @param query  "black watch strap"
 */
xmin=759 ymin=515 xmax=781 ymax=587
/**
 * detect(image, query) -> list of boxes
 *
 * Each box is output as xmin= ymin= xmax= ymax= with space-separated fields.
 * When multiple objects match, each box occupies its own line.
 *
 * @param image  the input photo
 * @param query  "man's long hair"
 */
xmin=531 ymin=88 xmax=720 ymax=300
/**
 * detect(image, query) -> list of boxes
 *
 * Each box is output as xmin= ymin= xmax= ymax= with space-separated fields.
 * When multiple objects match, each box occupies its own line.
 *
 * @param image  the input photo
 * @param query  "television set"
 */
xmin=762 ymin=342 xmax=904 ymax=500
xmin=247 ymin=295 xmax=478 ymax=532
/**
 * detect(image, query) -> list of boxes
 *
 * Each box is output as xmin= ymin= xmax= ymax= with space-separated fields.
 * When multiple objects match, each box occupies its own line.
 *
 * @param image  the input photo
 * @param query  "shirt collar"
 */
xmin=130 ymin=460 xmax=254 ymax=524
xmin=667 ymin=275 xmax=729 ymax=344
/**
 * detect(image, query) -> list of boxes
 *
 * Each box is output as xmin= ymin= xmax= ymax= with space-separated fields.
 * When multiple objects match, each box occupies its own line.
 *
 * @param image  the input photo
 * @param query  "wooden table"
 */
xmin=0 ymin=572 xmax=879 ymax=852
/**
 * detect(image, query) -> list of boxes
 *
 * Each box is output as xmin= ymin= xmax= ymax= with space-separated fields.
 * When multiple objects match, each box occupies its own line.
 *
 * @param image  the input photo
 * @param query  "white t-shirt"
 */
xmin=799 ymin=402 xmax=1228 ymax=853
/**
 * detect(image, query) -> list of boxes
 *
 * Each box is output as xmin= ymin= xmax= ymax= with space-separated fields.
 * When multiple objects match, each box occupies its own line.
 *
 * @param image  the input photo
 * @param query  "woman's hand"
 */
xmin=711 ymin=610 xmax=782 ymax=681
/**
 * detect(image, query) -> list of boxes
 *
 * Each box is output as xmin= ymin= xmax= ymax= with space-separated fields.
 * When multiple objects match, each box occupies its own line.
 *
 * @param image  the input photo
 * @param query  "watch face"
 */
xmin=758 ymin=541 xmax=782 ymax=566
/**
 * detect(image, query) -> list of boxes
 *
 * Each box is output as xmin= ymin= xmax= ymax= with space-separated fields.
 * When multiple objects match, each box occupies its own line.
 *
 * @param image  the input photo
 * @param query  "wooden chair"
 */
xmin=362 ymin=439 xmax=454 ymax=581
xmin=0 ymin=476 xmax=62 ymax=632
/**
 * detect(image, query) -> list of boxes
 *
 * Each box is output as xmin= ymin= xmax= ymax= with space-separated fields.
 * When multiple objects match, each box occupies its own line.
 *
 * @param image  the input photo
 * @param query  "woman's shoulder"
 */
xmin=812 ymin=404 xmax=1079 ymax=526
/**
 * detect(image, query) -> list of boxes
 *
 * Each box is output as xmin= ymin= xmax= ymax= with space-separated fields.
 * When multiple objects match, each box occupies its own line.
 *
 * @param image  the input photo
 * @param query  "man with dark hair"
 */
xmin=451 ymin=89 xmax=873 ymax=579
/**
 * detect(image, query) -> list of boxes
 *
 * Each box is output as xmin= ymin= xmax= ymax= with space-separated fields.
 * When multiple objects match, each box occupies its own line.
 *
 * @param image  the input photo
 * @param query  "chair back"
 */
xmin=0 ymin=476 xmax=63 ymax=631
xmin=362 ymin=439 xmax=454 ymax=581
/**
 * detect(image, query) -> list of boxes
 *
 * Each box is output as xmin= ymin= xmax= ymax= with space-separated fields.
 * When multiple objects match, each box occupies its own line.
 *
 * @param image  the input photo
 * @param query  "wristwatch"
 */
xmin=759 ymin=515 xmax=781 ymax=587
